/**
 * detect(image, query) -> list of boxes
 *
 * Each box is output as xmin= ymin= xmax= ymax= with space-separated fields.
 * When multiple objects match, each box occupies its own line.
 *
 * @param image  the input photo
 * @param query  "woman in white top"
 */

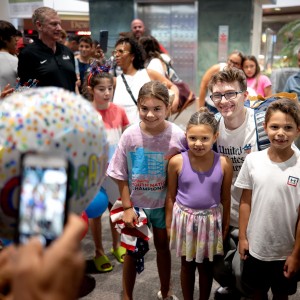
xmin=0 ymin=21 xmax=18 ymax=91
xmin=139 ymin=35 xmax=169 ymax=77
xmin=113 ymin=37 xmax=179 ymax=124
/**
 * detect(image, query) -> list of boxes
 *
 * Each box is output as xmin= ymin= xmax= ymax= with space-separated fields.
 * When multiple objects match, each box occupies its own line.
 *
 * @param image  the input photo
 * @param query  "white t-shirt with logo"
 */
xmin=216 ymin=108 xmax=258 ymax=227
xmin=235 ymin=149 xmax=300 ymax=261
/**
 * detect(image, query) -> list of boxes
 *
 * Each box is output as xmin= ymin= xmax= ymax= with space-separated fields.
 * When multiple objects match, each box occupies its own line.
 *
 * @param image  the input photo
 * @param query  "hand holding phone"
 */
xmin=16 ymin=152 xmax=70 ymax=246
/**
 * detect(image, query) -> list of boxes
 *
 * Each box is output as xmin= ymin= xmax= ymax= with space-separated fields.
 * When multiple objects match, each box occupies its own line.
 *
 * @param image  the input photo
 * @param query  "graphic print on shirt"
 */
xmin=129 ymin=147 xmax=166 ymax=192
xmin=217 ymin=143 xmax=253 ymax=173
xmin=287 ymin=176 xmax=299 ymax=187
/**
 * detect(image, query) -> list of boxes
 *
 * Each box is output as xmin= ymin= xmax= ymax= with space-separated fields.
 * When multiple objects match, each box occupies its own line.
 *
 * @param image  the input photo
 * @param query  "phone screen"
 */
xmin=99 ymin=30 xmax=108 ymax=53
xmin=17 ymin=154 xmax=69 ymax=246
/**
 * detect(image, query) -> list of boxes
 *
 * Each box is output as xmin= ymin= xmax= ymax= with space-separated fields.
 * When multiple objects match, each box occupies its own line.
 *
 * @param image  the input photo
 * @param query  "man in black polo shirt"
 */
xmin=18 ymin=7 xmax=76 ymax=92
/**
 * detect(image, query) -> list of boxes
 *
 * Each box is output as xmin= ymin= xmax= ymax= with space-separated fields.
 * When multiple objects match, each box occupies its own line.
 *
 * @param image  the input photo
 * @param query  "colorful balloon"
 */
xmin=85 ymin=187 xmax=109 ymax=218
xmin=0 ymin=87 xmax=108 ymax=240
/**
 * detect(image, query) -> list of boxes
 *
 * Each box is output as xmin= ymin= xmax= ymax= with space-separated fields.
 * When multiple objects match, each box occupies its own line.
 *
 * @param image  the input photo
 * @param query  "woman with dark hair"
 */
xmin=112 ymin=37 xmax=179 ymax=124
xmin=243 ymin=55 xmax=272 ymax=97
xmin=0 ymin=20 xmax=18 ymax=90
xmin=139 ymin=35 xmax=169 ymax=77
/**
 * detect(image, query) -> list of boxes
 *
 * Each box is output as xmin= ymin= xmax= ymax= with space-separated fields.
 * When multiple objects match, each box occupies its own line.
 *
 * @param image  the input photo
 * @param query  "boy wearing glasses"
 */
xmin=208 ymin=67 xmax=256 ymax=299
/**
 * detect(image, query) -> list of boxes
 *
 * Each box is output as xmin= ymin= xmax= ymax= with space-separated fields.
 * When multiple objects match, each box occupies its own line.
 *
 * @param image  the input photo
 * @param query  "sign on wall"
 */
xmin=218 ymin=25 xmax=229 ymax=63
xmin=9 ymin=0 xmax=43 ymax=18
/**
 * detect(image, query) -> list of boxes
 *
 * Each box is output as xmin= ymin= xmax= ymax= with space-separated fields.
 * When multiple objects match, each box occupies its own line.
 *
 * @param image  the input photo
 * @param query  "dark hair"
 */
xmin=265 ymin=98 xmax=300 ymax=128
xmin=138 ymin=81 xmax=169 ymax=107
xmin=16 ymin=30 xmax=23 ymax=38
xmin=0 ymin=21 xmax=17 ymax=49
xmin=187 ymin=107 xmax=219 ymax=134
xmin=93 ymin=39 xmax=99 ymax=47
xmin=82 ymin=71 xmax=114 ymax=101
xmin=79 ymin=36 xmax=93 ymax=47
xmin=208 ymin=67 xmax=247 ymax=93
xmin=115 ymin=37 xmax=145 ymax=70
xmin=243 ymin=55 xmax=260 ymax=78
xmin=139 ymin=35 xmax=162 ymax=62
xmin=228 ymin=50 xmax=245 ymax=64
xmin=66 ymin=35 xmax=80 ymax=43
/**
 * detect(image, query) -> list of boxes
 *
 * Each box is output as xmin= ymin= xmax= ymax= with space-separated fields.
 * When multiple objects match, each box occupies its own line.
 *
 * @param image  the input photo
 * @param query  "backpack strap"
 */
xmin=215 ymin=110 xmax=269 ymax=152
xmin=121 ymin=74 xmax=137 ymax=106
xmin=250 ymin=92 xmax=298 ymax=151
xmin=253 ymin=110 xmax=269 ymax=151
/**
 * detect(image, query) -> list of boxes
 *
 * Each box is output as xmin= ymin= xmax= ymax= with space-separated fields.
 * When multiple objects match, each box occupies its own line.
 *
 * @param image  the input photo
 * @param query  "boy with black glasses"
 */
xmin=208 ymin=67 xmax=256 ymax=300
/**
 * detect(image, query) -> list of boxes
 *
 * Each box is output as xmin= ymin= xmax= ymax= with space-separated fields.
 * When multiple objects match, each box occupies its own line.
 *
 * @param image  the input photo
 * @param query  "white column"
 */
xmin=251 ymin=0 xmax=263 ymax=57
xmin=0 ymin=0 xmax=23 ymax=30
xmin=0 ymin=0 xmax=10 ymax=22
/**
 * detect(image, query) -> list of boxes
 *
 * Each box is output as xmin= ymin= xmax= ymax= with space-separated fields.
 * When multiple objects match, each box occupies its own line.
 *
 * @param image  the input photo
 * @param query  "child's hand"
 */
xmin=283 ymin=254 xmax=300 ymax=278
xmin=238 ymin=238 xmax=249 ymax=260
xmin=122 ymin=208 xmax=138 ymax=228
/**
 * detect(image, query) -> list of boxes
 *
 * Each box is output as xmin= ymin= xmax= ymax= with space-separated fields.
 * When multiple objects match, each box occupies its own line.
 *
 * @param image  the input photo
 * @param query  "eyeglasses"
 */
xmin=112 ymin=49 xmax=130 ymax=56
xmin=228 ymin=59 xmax=241 ymax=68
xmin=210 ymin=91 xmax=244 ymax=103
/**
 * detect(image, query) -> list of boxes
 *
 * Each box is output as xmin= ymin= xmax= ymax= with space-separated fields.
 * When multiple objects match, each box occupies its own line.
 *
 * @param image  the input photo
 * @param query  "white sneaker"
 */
xmin=157 ymin=290 xmax=179 ymax=300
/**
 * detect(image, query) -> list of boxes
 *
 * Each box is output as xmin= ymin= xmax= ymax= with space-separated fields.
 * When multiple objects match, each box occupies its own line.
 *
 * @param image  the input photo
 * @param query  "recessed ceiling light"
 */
xmin=274 ymin=8 xmax=281 ymax=11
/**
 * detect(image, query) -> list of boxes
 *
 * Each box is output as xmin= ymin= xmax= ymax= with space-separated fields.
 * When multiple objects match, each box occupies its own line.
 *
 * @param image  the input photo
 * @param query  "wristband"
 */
xmin=123 ymin=206 xmax=133 ymax=211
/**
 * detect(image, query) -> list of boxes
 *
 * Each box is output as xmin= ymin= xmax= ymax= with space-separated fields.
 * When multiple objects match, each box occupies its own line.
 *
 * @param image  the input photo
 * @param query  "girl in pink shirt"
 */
xmin=84 ymin=62 xmax=129 ymax=272
xmin=243 ymin=55 xmax=272 ymax=97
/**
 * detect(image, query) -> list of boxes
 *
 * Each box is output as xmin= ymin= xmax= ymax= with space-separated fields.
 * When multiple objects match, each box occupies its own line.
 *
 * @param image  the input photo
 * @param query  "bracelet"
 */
xmin=123 ymin=206 xmax=133 ymax=211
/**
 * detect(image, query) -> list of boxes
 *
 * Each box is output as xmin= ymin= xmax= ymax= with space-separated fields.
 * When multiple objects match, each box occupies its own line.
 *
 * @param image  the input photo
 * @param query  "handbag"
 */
xmin=173 ymin=81 xmax=196 ymax=119
xmin=164 ymin=59 xmax=196 ymax=119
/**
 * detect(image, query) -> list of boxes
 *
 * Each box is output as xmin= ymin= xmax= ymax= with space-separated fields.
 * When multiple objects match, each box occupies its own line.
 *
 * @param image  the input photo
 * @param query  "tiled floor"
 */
xmin=80 ymin=211 xmax=300 ymax=300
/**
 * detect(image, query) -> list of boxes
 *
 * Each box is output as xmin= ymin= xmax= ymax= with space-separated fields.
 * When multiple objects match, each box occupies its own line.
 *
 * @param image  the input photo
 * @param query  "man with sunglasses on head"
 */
xmin=208 ymin=67 xmax=257 ymax=300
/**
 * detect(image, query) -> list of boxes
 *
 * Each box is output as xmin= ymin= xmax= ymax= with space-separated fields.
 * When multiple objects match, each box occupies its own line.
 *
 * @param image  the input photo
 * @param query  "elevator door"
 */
xmin=137 ymin=3 xmax=197 ymax=94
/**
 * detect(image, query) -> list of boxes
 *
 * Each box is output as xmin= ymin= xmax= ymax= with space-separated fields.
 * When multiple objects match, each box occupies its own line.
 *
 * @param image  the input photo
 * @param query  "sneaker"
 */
xmin=157 ymin=290 xmax=179 ymax=300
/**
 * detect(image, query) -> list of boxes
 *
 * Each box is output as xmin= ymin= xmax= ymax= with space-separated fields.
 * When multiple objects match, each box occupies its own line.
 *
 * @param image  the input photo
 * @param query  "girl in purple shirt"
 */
xmin=166 ymin=108 xmax=232 ymax=300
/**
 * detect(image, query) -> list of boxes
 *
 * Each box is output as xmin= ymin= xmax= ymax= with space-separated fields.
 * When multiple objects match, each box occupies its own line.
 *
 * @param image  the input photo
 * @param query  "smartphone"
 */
xmin=16 ymin=152 xmax=70 ymax=246
xmin=99 ymin=30 xmax=108 ymax=53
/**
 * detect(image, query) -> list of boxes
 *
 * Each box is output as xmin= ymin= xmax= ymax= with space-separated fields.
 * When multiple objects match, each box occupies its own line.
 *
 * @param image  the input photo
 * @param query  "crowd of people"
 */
xmin=0 ymin=5 xmax=300 ymax=300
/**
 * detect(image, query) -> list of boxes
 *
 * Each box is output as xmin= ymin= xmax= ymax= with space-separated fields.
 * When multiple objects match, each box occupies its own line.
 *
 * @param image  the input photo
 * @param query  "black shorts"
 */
xmin=242 ymin=254 xmax=298 ymax=295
